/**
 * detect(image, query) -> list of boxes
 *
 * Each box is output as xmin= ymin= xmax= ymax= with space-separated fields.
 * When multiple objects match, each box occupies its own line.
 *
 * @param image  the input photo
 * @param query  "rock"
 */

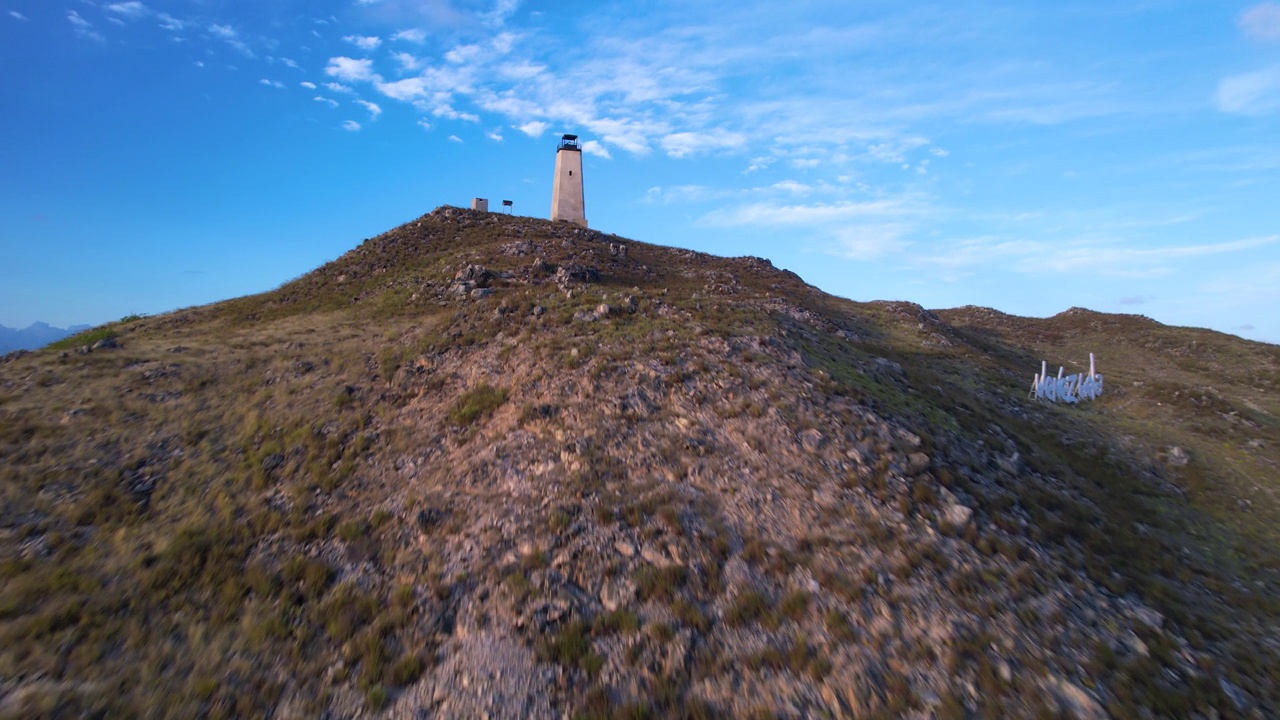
xmin=600 ymin=578 xmax=634 ymax=611
xmin=1131 ymin=606 xmax=1163 ymax=629
xmin=553 ymin=263 xmax=599 ymax=286
xmin=261 ymin=453 xmax=285 ymax=473
xmin=1167 ymin=446 xmax=1190 ymax=467
xmin=455 ymin=264 xmax=494 ymax=285
xmin=595 ymin=303 xmax=614 ymax=317
xmin=904 ymin=452 xmax=930 ymax=475
xmin=942 ymin=503 xmax=973 ymax=531
xmin=92 ymin=337 xmax=120 ymax=350
xmin=641 ymin=545 xmax=670 ymax=566
xmin=471 ymin=288 xmax=495 ymax=299
xmin=1124 ymin=631 xmax=1148 ymax=657
xmin=614 ymin=541 xmax=636 ymax=558
xmin=1219 ymin=677 xmax=1251 ymax=711
xmin=1050 ymin=677 xmax=1107 ymax=720
xmin=996 ymin=452 xmax=1021 ymax=475
xmin=799 ymin=428 xmax=825 ymax=452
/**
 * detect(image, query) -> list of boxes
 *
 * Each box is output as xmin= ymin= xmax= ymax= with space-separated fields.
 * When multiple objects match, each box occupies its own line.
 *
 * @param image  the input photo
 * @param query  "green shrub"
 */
xmin=725 ymin=589 xmax=776 ymax=628
xmin=594 ymin=609 xmax=641 ymax=635
xmin=634 ymin=565 xmax=687 ymax=602
xmin=447 ymin=384 xmax=509 ymax=426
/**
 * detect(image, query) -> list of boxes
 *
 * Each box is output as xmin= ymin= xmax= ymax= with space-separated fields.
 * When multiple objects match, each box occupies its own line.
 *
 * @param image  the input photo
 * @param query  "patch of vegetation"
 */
xmin=447 ymin=384 xmax=509 ymax=426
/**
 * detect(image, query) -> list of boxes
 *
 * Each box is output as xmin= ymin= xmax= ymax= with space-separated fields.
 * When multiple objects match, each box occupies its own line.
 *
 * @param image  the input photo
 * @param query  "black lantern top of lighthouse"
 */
xmin=558 ymin=134 xmax=581 ymax=152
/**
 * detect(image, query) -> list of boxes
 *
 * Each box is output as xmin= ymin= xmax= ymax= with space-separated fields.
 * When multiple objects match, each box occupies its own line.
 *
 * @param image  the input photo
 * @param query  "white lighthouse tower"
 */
xmin=550 ymin=134 xmax=587 ymax=228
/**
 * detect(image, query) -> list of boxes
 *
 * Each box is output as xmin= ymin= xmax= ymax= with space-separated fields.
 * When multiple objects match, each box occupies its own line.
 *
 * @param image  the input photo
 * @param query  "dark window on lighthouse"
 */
xmin=569 ymin=171 xmax=573 ymax=176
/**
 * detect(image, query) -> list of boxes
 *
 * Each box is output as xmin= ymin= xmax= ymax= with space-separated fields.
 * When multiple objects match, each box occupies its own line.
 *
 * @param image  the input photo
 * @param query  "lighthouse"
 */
xmin=550 ymin=134 xmax=587 ymax=228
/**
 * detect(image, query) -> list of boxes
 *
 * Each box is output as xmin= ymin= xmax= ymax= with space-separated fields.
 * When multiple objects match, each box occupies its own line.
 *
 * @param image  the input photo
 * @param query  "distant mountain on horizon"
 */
xmin=0 ymin=321 xmax=91 ymax=353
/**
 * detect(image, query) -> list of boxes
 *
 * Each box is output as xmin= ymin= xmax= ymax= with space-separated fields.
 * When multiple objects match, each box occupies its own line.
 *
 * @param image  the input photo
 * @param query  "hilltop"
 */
xmin=1 ymin=207 xmax=1277 ymax=719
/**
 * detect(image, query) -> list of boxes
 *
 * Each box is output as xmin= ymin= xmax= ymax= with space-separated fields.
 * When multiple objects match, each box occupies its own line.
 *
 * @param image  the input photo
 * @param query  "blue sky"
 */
xmin=2 ymin=1 xmax=1278 ymax=343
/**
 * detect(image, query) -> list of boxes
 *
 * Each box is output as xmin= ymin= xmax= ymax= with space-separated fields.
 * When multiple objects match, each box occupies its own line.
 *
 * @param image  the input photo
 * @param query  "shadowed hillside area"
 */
xmin=1 ymin=207 xmax=1277 ymax=719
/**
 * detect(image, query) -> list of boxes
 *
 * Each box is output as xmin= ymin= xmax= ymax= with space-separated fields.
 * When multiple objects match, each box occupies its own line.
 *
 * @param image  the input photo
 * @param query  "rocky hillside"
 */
xmin=1 ymin=207 xmax=1277 ymax=719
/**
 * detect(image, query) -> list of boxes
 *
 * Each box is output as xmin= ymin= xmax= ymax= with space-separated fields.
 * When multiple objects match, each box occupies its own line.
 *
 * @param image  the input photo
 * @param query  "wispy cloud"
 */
xmin=156 ymin=13 xmax=184 ymax=31
xmin=300 ymin=81 xmax=317 ymax=89
xmin=1241 ymin=3 xmax=1280 ymax=42
xmin=341 ymin=120 xmax=362 ymax=132
xmin=106 ymin=2 xmax=148 ymax=19
xmin=356 ymin=100 xmax=382 ymax=119
xmin=67 ymin=10 xmax=105 ymax=42
xmin=314 ymin=96 xmax=339 ymax=108
xmin=393 ymin=29 xmax=426 ymax=43
xmin=9 ymin=11 xmax=28 ymax=21
xmin=486 ymin=126 xmax=504 ymax=142
xmin=259 ymin=78 xmax=284 ymax=89
xmin=209 ymin=23 xmax=254 ymax=57
xmin=581 ymin=140 xmax=611 ymax=159
xmin=517 ymin=121 xmax=548 ymax=137
xmin=1215 ymin=66 xmax=1280 ymax=115
xmin=344 ymin=35 xmax=382 ymax=51
xmin=392 ymin=52 xmax=423 ymax=72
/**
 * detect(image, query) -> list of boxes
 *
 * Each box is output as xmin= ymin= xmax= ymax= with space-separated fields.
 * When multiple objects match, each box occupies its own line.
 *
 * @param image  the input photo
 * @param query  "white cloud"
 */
xmin=486 ymin=127 xmax=504 ymax=141
xmin=156 ymin=13 xmax=184 ymax=31
xmin=209 ymin=24 xmax=253 ymax=57
xmin=315 ymin=96 xmax=339 ymax=108
xmin=448 ymin=134 xmax=463 ymax=142
xmin=107 ymin=2 xmax=147 ymax=19
xmin=300 ymin=81 xmax=317 ymax=89
xmin=830 ymin=223 xmax=916 ymax=259
xmin=393 ymin=52 xmax=423 ymax=72
xmin=1015 ymin=236 xmax=1280 ymax=275
xmin=325 ymin=57 xmax=378 ymax=83
xmin=866 ymin=137 xmax=930 ymax=164
xmin=279 ymin=57 xmax=300 ymax=70
xmin=394 ymin=29 xmax=426 ymax=43
xmin=356 ymin=100 xmax=382 ymax=118
xmin=497 ymin=61 xmax=544 ymax=80
xmin=1241 ymin=3 xmax=1280 ymax=41
xmin=1215 ymin=66 xmax=1280 ymax=115
xmin=581 ymin=140 xmax=611 ymax=159
xmin=433 ymin=105 xmax=480 ymax=122
xmin=703 ymin=198 xmax=919 ymax=228
xmin=376 ymin=78 xmax=427 ymax=101
xmin=417 ymin=119 xmax=432 ymax=131
xmin=480 ymin=0 xmax=521 ymax=27
xmin=444 ymin=44 xmax=483 ymax=65
xmin=259 ymin=78 xmax=284 ymax=88
xmin=325 ymin=82 xmax=355 ymax=94
xmin=660 ymin=130 xmax=747 ymax=158
xmin=343 ymin=35 xmax=382 ymax=51
xmin=341 ymin=120 xmax=362 ymax=132
xmin=517 ymin=121 xmax=549 ymax=137
xmin=67 ymin=10 xmax=105 ymax=42
xmin=9 ymin=11 xmax=28 ymax=21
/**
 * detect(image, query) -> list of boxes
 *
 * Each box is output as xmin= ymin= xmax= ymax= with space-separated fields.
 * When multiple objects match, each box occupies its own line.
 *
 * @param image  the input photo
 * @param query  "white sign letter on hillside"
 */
xmin=1030 ymin=353 xmax=1103 ymax=403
